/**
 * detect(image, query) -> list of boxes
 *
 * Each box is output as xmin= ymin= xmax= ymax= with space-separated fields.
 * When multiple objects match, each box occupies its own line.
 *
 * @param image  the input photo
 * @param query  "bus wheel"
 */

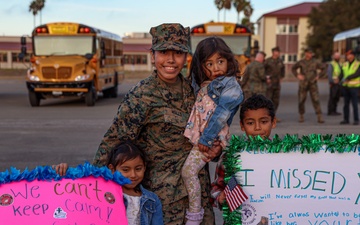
xmin=85 ymin=86 xmax=96 ymax=106
xmin=28 ymin=90 xmax=40 ymax=107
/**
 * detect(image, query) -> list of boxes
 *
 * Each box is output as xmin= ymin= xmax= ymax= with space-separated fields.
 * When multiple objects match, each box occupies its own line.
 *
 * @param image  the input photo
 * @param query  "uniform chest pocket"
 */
xmin=307 ymin=63 xmax=317 ymax=72
xmin=162 ymin=107 xmax=188 ymax=129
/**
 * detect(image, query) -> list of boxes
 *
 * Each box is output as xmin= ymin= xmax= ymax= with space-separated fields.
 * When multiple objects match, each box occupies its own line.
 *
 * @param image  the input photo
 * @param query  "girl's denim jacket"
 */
xmin=123 ymin=185 xmax=164 ymax=225
xmin=192 ymin=75 xmax=244 ymax=147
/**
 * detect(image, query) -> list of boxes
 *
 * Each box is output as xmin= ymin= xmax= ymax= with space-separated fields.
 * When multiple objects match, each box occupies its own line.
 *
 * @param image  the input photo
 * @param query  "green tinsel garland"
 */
xmin=222 ymin=133 xmax=360 ymax=225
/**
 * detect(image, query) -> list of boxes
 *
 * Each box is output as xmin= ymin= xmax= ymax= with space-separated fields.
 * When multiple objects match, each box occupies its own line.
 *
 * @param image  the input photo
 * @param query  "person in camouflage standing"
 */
xmin=241 ymin=52 xmax=268 ymax=100
xmin=264 ymin=47 xmax=285 ymax=121
xmin=92 ymin=23 xmax=221 ymax=225
xmin=292 ymin=48 xmax=326 ymax=123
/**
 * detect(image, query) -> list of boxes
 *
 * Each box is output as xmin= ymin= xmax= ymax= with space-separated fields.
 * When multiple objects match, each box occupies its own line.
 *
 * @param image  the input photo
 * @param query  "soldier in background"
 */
xmin=264 ymin=46 xmax=285 ymax=121
xmin=327 ymin=52 xmax=342 ymax=116
xmin=241 ymin=51 xmax=267 ymax=100
xmin=292 ymin=48 xmax=326 ymax=123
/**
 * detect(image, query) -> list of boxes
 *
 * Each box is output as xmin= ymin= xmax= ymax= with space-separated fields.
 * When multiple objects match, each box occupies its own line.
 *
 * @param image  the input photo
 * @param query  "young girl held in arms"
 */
xmin=181 ymin=37 xmax=244 ymax=225
xmin=55 ymin=142 xmax=164 ymax=225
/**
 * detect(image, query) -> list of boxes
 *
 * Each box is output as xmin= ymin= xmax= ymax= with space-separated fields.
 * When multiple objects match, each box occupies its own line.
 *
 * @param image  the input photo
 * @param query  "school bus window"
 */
xmin=104 ymin=39 xmax=112 ymax=55
xmin=114 ymin=43 xmax=122 ymax=56
xmin=34 ymin=36 xmax=93 ymax=56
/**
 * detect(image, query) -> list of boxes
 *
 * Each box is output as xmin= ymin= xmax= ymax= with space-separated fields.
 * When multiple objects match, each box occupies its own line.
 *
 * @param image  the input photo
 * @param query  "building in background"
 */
xmin=123 ymin=32 xmax=152 ymax=71
xmin=256 ymin=2 xmax=320 ymax=76
xmin=0 ymin=36 xmax=32 ymax=69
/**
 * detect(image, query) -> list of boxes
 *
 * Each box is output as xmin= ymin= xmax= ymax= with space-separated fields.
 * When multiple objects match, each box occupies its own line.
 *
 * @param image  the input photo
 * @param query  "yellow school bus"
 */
xmin=189 ymin=22 xmax=252 ymax=76
xmin=19 ymin=22 xmax=124 ymax=106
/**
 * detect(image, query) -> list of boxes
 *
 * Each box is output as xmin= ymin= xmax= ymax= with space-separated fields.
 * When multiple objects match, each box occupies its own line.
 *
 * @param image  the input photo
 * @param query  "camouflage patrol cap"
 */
xmin=272 ymin=46 xmax=280 ymax=52
xmin=150 ymin=23 xmax=191 ymax=53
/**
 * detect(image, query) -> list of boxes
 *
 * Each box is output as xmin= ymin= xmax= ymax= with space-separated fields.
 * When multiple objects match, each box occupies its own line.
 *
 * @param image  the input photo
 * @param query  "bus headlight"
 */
xmin=27 ymin=69 xmax=40 ymax=81
xmin=27 ymin=75 xmax=40 ymax=81
xmin=75 ymin=74 xmax=91 ymax=81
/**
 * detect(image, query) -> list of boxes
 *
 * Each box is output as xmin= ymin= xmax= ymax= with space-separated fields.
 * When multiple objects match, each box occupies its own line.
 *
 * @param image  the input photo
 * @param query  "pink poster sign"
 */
xmin=0 ymin=164 xmax=128 ymax=225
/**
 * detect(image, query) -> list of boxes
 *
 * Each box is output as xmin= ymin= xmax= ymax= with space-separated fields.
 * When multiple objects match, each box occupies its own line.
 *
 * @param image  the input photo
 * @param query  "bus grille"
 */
xmin=42 ymin=67 xmax=72 ymax=79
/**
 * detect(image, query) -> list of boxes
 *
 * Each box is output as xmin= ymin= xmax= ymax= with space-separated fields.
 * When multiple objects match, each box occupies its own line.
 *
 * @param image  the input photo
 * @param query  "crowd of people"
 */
xmin=51 ymin=22 xmax=359 ymax=225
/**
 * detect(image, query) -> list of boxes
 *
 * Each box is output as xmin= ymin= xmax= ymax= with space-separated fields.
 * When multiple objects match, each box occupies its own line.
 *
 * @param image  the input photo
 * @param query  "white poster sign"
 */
xmin=238 ymin=150 xmax=360 ymax=225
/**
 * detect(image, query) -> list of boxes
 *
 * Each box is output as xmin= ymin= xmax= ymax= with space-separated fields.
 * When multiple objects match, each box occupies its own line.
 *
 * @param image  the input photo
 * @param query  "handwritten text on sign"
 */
xmin=0 ymin=176 xmax=128 ymax=225
xmin=238 ymin=150 xmax=360 ymax=225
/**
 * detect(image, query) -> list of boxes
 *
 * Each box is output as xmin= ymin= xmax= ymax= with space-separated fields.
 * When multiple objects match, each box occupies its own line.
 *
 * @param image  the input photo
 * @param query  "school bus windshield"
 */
xmin=191 ymin=35 xmax=249 ymax=55
xmin=33 ymin=36 xmax=94 ymax=56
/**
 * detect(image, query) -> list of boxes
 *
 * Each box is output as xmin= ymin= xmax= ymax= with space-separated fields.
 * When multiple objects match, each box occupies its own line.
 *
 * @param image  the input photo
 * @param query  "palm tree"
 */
xmin=215 ymin=0 xmax=224 ymax=22
xmin=36 ymin=0 xmax=46 ymax=25
xmin=243 ymin=1 xmax=253 ymax=19
xmin=233 ymin=0 xmax=253 ymax=24
xmin=223 ymin=0 xmax=232 ymax=21
xmin=29 ymin=0 xmax=39 ymax=28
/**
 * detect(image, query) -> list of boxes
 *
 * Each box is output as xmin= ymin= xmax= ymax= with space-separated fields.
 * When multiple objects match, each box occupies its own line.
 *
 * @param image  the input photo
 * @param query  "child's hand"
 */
xmin=52 ymin=163 xmax=68 ymax=176
xmin=198 ymin=143 xmax=210 ymax=153
xmin=210 ymin=140 xmax=222 ymax=159
xmin=202 ymin=141 xmax=222 ymax=162
xmin=218 ymin=191 xmax=226 ymax=205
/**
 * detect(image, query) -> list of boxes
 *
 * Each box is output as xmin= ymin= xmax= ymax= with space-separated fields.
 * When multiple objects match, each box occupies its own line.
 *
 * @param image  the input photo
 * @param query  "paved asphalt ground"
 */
xmin=0 ymin=71 xmax=359 ymax=224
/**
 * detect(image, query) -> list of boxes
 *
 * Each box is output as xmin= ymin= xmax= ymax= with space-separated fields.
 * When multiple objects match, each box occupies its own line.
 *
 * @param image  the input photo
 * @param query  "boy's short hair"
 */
xmin=240 ymin=94 xmax=275 ymax=122
xmin=149 ymin=23 xmax=191 ymax=53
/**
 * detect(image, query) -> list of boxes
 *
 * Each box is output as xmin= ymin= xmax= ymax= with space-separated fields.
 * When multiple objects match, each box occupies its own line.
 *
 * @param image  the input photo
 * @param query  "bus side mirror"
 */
xmin=21 ymin=36 xmax=27 ymax=45
xmin=21 ymin=46 xmax=27 ymax=55
xmin=18 ymin=46 xmax=27 ymax=61
xmin=85 ymin=53 xmax=93 ymax=60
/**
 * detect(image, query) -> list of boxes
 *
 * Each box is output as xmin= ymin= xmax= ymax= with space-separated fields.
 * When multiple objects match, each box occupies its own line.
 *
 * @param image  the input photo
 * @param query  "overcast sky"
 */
xmin=0 ymin=0 xmax=321 ymax=36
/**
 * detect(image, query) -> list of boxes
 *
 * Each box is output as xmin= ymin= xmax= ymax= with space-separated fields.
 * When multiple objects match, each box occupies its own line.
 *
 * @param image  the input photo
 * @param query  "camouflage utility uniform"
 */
xmin=241 ymin=60 xmax=267 ymax=99
xmin=292 ymin=58 xmax=326 ymax=118
xmin=264 ymin=57 xmax=285 ymax=112
xmin=93 ymin=72 xmax=214 ymax=225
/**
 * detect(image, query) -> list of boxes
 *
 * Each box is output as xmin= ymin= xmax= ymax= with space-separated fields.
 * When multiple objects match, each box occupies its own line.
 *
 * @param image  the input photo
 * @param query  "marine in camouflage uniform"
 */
xmin=264 ymin=47 xmax=285 ymax=113
xmin=291 ymin=48 xmax=326 ymax=123
xmin=241 ymin=52 xmax=267 ymax=100
xmin=93 ymin=23 xmax=215 ymax=225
